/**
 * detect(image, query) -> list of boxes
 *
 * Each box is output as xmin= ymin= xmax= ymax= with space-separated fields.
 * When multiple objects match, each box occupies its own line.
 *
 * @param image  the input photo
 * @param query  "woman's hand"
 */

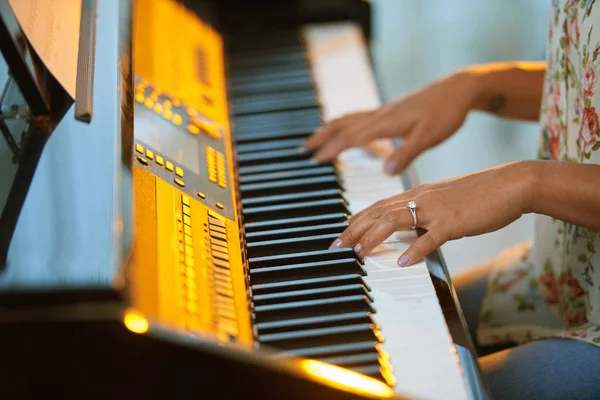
xmin=329 ymin=161 xmax=538 ymax=267
xmin=303 ymin=70 xmax=480 ymax=175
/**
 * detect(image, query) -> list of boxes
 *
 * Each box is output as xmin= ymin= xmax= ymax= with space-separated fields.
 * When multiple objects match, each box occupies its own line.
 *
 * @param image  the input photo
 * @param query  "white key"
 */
xmin=303 ymin=22 xmax=470 ymax=400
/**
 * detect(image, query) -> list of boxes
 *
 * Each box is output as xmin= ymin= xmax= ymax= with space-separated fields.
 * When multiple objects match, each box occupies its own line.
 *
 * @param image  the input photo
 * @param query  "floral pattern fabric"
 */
xmin=478 ymin=0 xmax=600 ymax=346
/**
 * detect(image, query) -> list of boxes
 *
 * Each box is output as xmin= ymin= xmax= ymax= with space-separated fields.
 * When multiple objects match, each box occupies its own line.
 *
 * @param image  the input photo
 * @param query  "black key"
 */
xmin=230 ymin=65 xmax=310 ymax=82
xmin=244 ymin=213 xmax=348 ymax=233
xmin=237 ymin=148 xmax=313 ymax=167
xmin=231 ymin=69 xmax=310 ymax=88
xmin=256 ymin=312 xmax=374 ymax=334
xmin=253 ymin=283 xmax=373 ymax=306
xmin=233 ymin=109 xmax=321 ymax=132
xmin=249 ymin=259 xmax=366 ymax=285
xmin=320 ymin=353 xmax=382 ymax=368
xmin=241 ymin=189 xmax=344 ymax=208
xmin=246 ymin=233 xmax=340 ymax=258
xmin=253 ymin=295 xmax=375 ymax=323
xmin=240 ymin=176 xmax=342 ymax=197
xmin=239 ymin=166 xmax=336 ymax=184
xmin=239 ymin=159 xmax=322 ymax=175
xmin=229 ymin=50 xmax=307 ymax=69
xmin=251 ymin=274 xmax=370 ymax=295
xmin=243 ymin=198 xmax=349 ymax=222
xmin=249 ymin=248 xmax=359 ymax=269
xmin=235 ymin=127 xmax=314 ymax=144
xmin=233 ymin=95 xmax=317 ymax=116
xmin=230 ymin=75 xmax=314 ymax=97
xmin=258 ymin=323 xmax=380 ymax=350
xmin=274 ymin=341 xmax=382 ymax=359
xmin=236 ymin=138 xmax=306 ymax=154
xmin=245 ymin=222 xmax=347 ymax=242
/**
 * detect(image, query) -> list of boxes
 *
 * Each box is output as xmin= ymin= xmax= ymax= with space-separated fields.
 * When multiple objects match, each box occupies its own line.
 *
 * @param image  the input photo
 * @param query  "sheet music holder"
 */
xmin=0 ymin=0 xmax=97 ymax=268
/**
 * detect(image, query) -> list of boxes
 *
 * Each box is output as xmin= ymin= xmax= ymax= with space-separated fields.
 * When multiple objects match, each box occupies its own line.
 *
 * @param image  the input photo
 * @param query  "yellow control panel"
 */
xmin=130 ymin=0 xmax=251 ymax=346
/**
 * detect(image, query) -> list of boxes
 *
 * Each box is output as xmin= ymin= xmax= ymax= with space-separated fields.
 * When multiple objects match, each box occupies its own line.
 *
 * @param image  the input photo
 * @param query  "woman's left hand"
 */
xmin=330 ymin=161 xmax=538 ymax=267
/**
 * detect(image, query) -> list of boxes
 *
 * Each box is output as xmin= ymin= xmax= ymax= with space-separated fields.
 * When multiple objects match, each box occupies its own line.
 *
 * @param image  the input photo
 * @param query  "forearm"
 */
xmin=523 ymin=160 xmax=600 ymax=231
xmin=458 ymin=61 xmax=546 ymax=122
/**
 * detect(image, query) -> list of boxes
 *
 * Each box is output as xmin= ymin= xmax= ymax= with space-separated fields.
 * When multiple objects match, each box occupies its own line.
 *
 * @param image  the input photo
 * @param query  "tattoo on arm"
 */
xmin=488 ymin=94 xmax=506 ymax=114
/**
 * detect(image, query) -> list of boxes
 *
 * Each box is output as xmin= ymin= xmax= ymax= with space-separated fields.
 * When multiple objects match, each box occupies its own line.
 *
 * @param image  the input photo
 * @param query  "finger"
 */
xmin=353 ymin=207 xmax=413 ymax=257
xmin=304 ymin=112 xmax=370 ymax=150
xmin=329 ymin=205 xmax=387 ymax=250
xmin=397 ymin=229 xmax=447 ymax=267
xmin=383 ymin=125 xmax=426 ymax=175
xmin=348 ymin=192 xmax=415 ymax=225
xmin=313 ymin=130 xmax=365 ymax=162
xmin=303 ymin=122 xmax=343 ymax=151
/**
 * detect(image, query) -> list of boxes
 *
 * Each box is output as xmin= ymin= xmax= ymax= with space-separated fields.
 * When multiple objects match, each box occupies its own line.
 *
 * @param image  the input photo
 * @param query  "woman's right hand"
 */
xmin=303 ymin=70 xmax=481 ymax=175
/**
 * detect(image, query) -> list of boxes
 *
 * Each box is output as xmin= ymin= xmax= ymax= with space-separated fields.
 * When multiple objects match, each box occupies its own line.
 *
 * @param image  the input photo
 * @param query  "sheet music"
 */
xmin=8 ymin=0 xmax=82 ymax=99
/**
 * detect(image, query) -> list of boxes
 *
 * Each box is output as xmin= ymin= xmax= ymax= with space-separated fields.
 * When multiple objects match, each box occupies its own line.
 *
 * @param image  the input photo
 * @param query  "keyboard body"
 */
xmin=0 ymin=0 xmax=488 ymax=399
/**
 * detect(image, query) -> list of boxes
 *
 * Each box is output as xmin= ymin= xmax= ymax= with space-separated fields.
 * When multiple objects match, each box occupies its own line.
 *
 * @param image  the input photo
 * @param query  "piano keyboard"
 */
xmin=227 ymin=22 xmax=471 ymax=400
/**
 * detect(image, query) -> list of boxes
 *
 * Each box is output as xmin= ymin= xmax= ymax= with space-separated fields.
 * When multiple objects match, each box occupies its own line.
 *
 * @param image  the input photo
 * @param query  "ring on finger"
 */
xmin=407 ymin=201 xmax=417 ymax=229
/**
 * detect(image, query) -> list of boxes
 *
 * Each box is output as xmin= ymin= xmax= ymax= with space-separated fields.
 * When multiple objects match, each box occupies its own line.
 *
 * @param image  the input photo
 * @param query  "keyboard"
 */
xmin=228 ymin=22 xmax=474 ymax=400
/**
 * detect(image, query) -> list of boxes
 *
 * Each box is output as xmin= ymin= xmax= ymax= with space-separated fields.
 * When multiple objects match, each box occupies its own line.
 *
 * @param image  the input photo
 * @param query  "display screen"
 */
xmin=134 ymin=104 xmax=201 ymax=174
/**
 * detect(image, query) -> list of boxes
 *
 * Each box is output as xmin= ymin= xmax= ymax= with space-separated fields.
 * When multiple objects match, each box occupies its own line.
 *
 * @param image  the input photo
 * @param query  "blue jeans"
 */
xmin=454 ymin=264 xmax=600 ymax=400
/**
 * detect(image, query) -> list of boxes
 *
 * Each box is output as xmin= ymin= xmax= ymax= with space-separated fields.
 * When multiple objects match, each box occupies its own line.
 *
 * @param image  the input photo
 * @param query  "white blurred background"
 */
xmin=370 ymin=0 xmax=551 ymax=273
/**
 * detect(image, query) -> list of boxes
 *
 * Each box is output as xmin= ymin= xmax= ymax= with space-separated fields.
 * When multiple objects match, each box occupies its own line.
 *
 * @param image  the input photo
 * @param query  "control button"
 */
xmin=173 ymin=114 xmax=183 ymax=126
xmin=178 ymin=243 xmax=185 ymax=253
xmin=197 ymin=192 xmax=206 ymax=199
xmin=210 ymin=237 xmax=228 ymax=248
xmin=178 ymin=233 xmax=184 ymax=242
xmin=216 ymin=153 xmax=227 ymax=189
xmin=183 ymin=215 xmax=192 ymax=226
xmin=177 ymin=222 xmax=183 ymax=232
xmin=136 ymin=156 xmax=149 ymax=166
xmin=208 ymin=210 xmax=224 ymax=220
xmin=213 ymin=258 xmax=230 ymax=269
xmin=155 ymin=155 xmax=164 ymax=166
xmin=144 ymin=99 xmax=154 ymax=109
xmin=145 ymin=149 xmax=154 ymax=160
xmin=135 ymin=93 xmax=145 ymax=103
xmin=175 ymin=167 xmax=184 ymax=177
xmin=153 ymin=103 xmax=164 ymax=114
xmin=208 ymin=217 xmax=225 ymax=228
xmin=186 ymin=256 xmax=195 ymax=267
xmin=163 ymin=100 xmax=172 ymax=109
xmin=212 ymin=250 xmax=229 ymax=261
xmin=135 ymin=143 xmax=144 ymax=154
xmin=166 ymin=161 xmax=174 ymax=172
xmin=216 ymin=203 xmax=224 ymax=209
xmin=185 ymin=245 xmax=194 ymax=256
xmin=184 ymin=225 xmax=192 ymax=236
xmin=188 ymin=124 xmax=200 ymax=135
xmin=182 ymin=204 xmax=191 ymax=216
xmin=211 ymin=243 xmax=228 ymax=254
xmin=174 ymin=178 xmax=185 ymax=187
xmin=210 ymin=231 xmax=227 ymax=241
xmin=164 ymin=109 xmax=173 ymax=120
xmin=209 ymin=225 xmax=226 ymax=234
xmin=184 ymin=235 xmax=193 ymax=246
xmin=182 ymin=195 xmax=190 ymax=207
xmin=172 ymin=98 xmax=182 ymax=107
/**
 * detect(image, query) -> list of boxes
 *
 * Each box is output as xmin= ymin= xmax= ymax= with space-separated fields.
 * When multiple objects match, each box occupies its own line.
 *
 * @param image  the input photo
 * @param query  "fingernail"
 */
xmin=329 ymin=239 xmax=342 ymax=249
xmin=397 ymin=254 xmax=411 ymax=267
xmin=354 ymin=243 xmax=362 ymax=255
xmin=384 ymin=160 xmax=397 ymax=175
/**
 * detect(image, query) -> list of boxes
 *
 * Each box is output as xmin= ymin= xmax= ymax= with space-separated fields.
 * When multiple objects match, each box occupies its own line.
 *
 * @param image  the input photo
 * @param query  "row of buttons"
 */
xmin=135 ymin=80 xmax=222 ymax=140
xmin=205 ymin=146 xmax=227 ymax=189
xmin=135 ymin=143 xmax=185 ymax=188
xmin=207 ymin=209 xmax=239 ymax=343
xmin=178 ymin=195 xmax=200 ymax=331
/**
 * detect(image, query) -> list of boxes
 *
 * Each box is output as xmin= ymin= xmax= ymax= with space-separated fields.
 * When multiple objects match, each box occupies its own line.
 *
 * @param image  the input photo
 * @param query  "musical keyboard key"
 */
xmin=240 ymin=176 xmax=342 ymax=197
xmin=244 ymin=213 xmax=348 ymax=232
xmin=246 ymin=233 xmax=341 ymax=257
xmin=251 ymin=274 xmax=370 ymax=295
xmin=276 ymin=341 xmax=382 ymax=359
xmin=258 ymin=323 xmax=381 ymax=350
xmin=245 ymin=222 xmax=347 ymax=241
xmin=236 ymin=138 xmax=306 ymax=154
xmin=256 ymin=312 xmax=373 ymax=334
xmin=249 ymin=248 xmax=359 ymax=269
xmin=253 ymin=295 xmax=375 ymax=323
xmin=243 ymin=198 xmax=349 ymax=222
xmin=253 ymin=283 xmax=372 ymax=306
xmin=249 ymin=259 xmax=366 ymax=285
xmin=239 ymin=166 xmax=336 ymax=184
xmin=237 ymin=148 xmax=313 ymax=167
xmin=239 ymin=159 xmax=322 ymax=175
xmin=241 ymin=189 xmax=344 ymax=208
xmin=319 ymin=352 xmax=382 ymax=368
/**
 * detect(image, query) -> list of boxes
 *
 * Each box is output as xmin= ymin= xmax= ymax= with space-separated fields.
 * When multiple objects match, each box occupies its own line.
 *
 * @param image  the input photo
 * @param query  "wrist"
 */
xmin=452 ymin=67 xmax=489 ymax=112
xmin=507 ymin=160 xmax=543 ymax=215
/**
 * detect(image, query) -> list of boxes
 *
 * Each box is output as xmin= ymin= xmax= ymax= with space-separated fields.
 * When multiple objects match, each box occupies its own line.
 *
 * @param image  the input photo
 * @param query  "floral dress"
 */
xmin=477 ymin=0 xmax=600 ymax=346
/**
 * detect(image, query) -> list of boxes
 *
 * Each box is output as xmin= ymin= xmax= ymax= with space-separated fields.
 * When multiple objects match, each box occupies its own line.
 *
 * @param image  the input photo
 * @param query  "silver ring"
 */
xmin=407 ymin=201 xmax=417 ymax=229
